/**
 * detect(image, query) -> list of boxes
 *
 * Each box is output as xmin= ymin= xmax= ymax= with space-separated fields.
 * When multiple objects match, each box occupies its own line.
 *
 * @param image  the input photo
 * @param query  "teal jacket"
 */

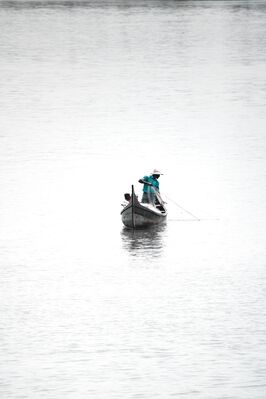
xmin=142 ymin=175 xmax=159 ymax=193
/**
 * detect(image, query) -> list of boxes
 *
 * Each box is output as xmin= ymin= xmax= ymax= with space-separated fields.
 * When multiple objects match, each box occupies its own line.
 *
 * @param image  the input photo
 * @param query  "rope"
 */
xmin=164 ymin=194 xmax=201 ymax=221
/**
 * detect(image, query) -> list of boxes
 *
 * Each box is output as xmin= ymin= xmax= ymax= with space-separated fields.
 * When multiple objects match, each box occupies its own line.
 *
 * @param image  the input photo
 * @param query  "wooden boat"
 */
xmin=121 ymin=185 xmax=167 ymax=228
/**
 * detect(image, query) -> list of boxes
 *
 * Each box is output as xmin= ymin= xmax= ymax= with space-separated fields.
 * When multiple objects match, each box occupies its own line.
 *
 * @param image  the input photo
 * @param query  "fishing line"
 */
xmin=168 ymin=218 xmax=220 ymax=222
xmin=164 ymin=194 xmax=201 ymax=221
xmin=142 ymin=186 xmax=218 ymax=222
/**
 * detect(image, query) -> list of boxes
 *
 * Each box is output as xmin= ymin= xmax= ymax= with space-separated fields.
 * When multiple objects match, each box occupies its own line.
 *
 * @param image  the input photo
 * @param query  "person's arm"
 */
xmin=139 ymin=179 xmax=152 ymax=186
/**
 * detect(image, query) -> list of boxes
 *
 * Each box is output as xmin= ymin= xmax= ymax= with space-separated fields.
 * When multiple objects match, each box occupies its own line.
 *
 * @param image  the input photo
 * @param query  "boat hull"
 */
xmin=121 ymin=186 xmax=167 ymax=228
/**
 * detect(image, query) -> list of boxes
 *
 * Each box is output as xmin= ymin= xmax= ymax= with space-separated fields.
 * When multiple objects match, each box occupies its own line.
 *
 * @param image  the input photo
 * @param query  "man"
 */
xmin=139 ymin=169 xmax=163 ymax=205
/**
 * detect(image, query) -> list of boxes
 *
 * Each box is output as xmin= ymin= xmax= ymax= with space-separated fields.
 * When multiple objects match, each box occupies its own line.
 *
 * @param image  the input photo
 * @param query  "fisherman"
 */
xmin=139 ymin=169 xmax=163 ymax=205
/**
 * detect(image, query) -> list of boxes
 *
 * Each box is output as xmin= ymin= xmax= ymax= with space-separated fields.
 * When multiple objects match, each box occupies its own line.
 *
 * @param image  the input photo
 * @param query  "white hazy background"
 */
xmin=0 ymin=1 xmax=266 ymax=398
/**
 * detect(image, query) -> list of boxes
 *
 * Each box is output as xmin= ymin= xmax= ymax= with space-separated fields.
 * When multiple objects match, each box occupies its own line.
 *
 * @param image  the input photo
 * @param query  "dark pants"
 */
xmin=141 ymin=192 xmax=156 ymax=205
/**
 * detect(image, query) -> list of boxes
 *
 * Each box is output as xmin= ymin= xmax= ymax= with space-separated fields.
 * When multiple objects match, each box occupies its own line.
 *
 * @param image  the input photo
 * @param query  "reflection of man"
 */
xmin=138 ymin=169 xmax=163 ymax=205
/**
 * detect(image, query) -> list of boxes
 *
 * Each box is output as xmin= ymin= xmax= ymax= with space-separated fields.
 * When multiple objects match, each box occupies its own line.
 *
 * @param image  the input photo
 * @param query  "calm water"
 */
xmin=0 ymin=1 xmax=266 ymax=398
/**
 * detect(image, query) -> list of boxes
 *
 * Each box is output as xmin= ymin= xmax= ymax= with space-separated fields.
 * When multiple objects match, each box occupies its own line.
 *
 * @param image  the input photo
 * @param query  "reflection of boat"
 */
xmin=121 ymin=223 xmax=166 ymax=258
xmin=121 ymin=185 xmax=167 ymax=228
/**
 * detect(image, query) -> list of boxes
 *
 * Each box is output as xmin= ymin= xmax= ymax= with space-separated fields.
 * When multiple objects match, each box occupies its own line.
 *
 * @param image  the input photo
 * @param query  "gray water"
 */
xmin=1 ymin=1 xmax=266 ymax=398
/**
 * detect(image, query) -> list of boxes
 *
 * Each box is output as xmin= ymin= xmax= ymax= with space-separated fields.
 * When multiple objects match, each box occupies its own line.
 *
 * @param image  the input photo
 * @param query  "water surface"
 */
xmin=0 ymin=1 xmax=266 ymax=398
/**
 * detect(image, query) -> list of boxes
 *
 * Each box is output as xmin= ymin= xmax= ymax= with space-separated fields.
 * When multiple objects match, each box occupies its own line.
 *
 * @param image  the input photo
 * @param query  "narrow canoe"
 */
xmin=121 ymin=185 xmax=167 ymax=228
